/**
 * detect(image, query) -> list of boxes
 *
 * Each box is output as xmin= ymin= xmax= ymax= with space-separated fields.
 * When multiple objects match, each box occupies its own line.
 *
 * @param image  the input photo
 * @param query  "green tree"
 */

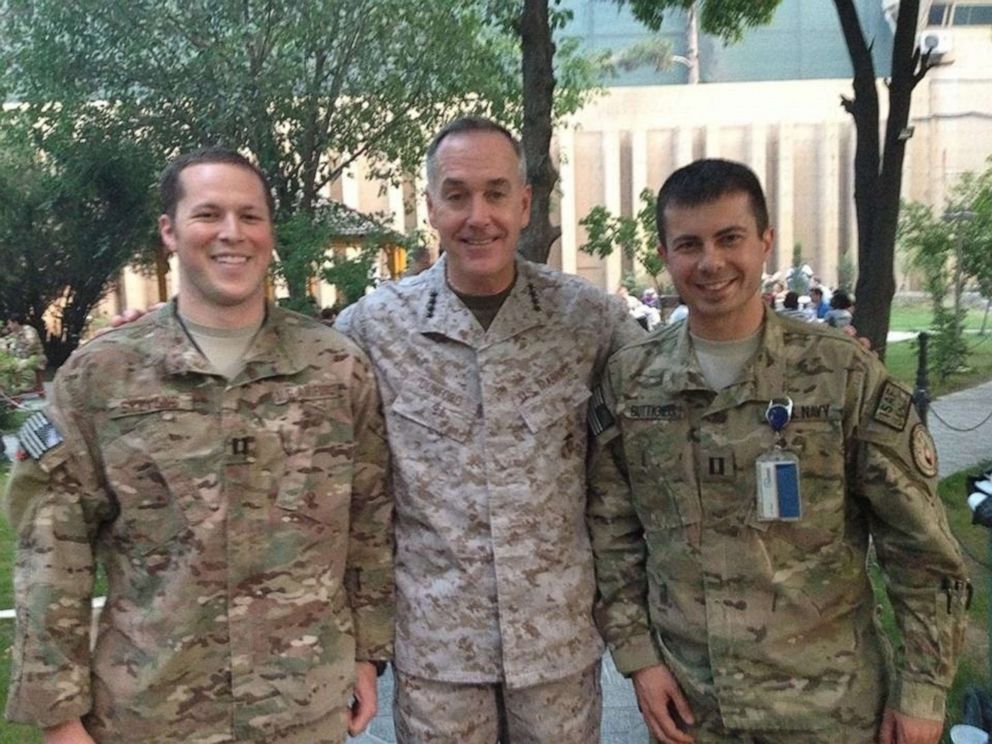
xmin=515 ymin=0 xmax=783 ymax=263
xmin=787 ymin=243 xmax=809 ymax=294
xmin=834 ymin=0 xmax=934 ymax=358
xmin=579 ymin=188 xmax=665 ymax=289
xmin=1 ymin=0 xmax=536 ymax=303
xmin=898 ymin=201 xmax=968 ymax=380
xmin=0 ymin=113 xmax=158 ymax=366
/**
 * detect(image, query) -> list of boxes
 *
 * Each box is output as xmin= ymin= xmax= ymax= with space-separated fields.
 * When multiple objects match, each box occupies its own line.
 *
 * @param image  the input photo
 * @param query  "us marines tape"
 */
xmin=17 ymin=411 xmax=64 ymax=460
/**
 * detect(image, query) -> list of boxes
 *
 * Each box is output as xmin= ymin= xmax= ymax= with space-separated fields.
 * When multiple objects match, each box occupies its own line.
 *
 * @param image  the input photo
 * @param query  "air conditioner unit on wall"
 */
xmin=918 ymin=29 xmax=955 ymax=62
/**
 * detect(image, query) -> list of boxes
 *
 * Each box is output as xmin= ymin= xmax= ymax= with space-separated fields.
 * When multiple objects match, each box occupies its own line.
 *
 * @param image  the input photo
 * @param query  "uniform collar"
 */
xmin=419 ymin=255 xmax=543 ymax=348
xmin=661 ymin=306 xmax=787 ymax=408
xmin=155 ymin=298 xmax=307 ymax=381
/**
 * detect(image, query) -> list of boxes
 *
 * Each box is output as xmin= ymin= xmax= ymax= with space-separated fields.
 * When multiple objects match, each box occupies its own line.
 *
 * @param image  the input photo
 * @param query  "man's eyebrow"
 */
xmin=439 ymin=177 xmax=512 ymax=190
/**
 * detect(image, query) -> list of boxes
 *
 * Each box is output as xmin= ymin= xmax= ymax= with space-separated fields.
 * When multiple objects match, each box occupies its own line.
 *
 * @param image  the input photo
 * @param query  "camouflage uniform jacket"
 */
xmin=337 ymin=256 xmax=642 ymax=688
xmin=5 ymin=302 xmax=393 ymax=743
xmin=588 ymin=310 xmax=968 ymax=729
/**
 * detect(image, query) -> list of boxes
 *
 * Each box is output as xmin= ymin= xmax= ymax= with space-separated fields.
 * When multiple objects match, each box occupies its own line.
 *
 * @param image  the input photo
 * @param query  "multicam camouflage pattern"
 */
xmin=588 ymin=310 xmax=969 ymax=731
xmin=393 ymin=662 xmax=602 ymax=744
xmin=4 ymin=301 xmax=393 ymax=744
xmin=337 ymin=255 xmax=643 ymax=690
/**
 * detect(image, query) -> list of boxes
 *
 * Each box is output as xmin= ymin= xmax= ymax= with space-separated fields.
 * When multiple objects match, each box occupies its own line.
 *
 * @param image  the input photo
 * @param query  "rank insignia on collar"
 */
xmin=17 ymin=411 xmax=64 ymax=460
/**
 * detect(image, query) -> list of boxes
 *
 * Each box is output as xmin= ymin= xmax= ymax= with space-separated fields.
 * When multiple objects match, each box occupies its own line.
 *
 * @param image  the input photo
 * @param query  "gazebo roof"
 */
xmin=312 ymin=199 xmax=403 ymax=243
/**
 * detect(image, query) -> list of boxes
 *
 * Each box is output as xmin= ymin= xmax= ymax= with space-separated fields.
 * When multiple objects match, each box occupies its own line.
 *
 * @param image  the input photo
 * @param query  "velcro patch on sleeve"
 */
xmin=17 ymin=411 xmax=65 ymax=460
xmin=588 ymin=385 xmax=616 ymax=437
xmin=873 ymin=380 xmax=912 ymax=431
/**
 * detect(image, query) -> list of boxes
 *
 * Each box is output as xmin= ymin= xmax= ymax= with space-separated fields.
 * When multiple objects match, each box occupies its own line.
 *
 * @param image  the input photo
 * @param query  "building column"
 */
xmin=387 ymin=181 xmax=406 ymax=232
xmin=602 ymin=129 xmax=623 ymax=291
xmin=774 ymin=123 xmax=795 ymax=275
xmin=673 ymin=126 xmax=694 ymax=170
xmin=558 ymin=127 xmax=577 ymax=275
xmin=817 ymin=121 xmax=840 ymax=284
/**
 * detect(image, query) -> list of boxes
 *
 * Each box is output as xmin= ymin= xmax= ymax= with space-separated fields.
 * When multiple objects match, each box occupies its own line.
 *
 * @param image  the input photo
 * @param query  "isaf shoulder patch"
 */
xmin=873 ymin=380 xmax=912 ymax=431
xmin=17 ymin=411 xmax=64 ymax=460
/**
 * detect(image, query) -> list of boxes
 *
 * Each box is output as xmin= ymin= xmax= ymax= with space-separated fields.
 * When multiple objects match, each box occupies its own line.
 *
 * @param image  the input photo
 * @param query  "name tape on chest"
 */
xmin=626 ymin=403 xmax=684 ymax=420
xmin=17 ymin=411 xmax=64 ymax=460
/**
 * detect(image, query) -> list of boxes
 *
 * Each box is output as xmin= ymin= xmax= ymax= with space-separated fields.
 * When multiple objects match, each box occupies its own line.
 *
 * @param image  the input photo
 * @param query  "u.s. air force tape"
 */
xmin=18 ymin=411 xmax=64 ymax=460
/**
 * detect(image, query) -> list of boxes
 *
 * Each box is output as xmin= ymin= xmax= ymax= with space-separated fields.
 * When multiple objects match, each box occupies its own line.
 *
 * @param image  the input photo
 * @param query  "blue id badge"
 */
xmin=755 ymin=450 xmax=802 ymax=521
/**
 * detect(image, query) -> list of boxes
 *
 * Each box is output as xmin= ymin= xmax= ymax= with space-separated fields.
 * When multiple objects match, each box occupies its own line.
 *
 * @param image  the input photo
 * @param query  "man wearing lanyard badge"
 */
xmin=587 ymin=159 xmax=969 ymax=744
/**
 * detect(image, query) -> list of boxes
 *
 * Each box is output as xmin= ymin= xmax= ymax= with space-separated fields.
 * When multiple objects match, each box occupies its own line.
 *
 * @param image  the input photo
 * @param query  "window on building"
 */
xmin=928 ymin=3 xmax=950 ymax=25
xmin=953 ymin=4 xmax=992 ymax=24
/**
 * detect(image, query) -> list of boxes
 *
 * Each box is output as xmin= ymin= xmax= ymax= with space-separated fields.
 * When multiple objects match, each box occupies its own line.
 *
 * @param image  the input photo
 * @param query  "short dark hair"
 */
xmin=656 ymin=158 xmax=769 ymax=245
xmin=425 ymin=116 xmax=527 ymax=189
xmin=810 ymin=287 xmax=823 ymax=299
xmin=783 ymin=291 xmax=800 ymax=310
xmin=159 ymin=147 xmax=274 ymax=220
xmin=830 ymin=288 xmax=853 ymax=310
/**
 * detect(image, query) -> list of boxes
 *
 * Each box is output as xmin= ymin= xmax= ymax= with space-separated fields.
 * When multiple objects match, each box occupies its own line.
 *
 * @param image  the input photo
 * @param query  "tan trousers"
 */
xmin=394 ymin=663 xmax=602 ymax=744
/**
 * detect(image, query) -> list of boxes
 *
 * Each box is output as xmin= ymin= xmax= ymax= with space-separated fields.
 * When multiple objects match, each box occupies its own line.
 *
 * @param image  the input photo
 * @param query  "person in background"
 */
xmin=825 ymin=287 xmax=854 ymax=329
xmin=808 ymin=286 xmax=830 ymax=320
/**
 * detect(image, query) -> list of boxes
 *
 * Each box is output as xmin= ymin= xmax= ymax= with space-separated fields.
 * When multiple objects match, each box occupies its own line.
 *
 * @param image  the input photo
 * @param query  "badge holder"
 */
xmin=755 ymin=397 xmax=802 ymax=521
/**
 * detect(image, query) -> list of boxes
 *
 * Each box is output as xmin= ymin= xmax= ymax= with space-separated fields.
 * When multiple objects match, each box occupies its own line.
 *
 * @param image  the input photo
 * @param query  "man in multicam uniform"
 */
xmin=587 ymin=158 xmax=969 ymax=744
xmin=336 ymin=116 xmax=643 ymax=743
xmin=4 ymin=148 xmax=393 ymax=744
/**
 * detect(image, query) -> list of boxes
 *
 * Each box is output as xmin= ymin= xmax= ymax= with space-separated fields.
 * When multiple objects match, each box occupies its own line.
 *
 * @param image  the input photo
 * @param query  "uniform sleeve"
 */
xmin=4 ymin=367 xmax=114 ymax=727
xmin=586 ymin=361 xmax=662 ymax=675
xmin=851 ymin=367 xmax=969 ymax=722
xmin=345 ymin=352 xmax=394 ymax=663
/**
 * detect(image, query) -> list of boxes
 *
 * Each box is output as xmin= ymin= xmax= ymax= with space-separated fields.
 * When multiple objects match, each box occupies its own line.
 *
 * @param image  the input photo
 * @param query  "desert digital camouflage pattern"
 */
xmin=337 ymin=255 xmax=643 ymax=689
xmin=5 ymin=301 xmax=393 ymax=744
xmin=588 ymin=310 xmax=969 ymax=733
xmin=393 ymin=663 xmax=602 ymax=743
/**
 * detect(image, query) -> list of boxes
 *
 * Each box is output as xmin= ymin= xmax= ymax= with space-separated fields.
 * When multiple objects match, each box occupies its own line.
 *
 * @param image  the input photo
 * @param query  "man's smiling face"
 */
xmin=426 ymin=129 xmax=531 ymax=295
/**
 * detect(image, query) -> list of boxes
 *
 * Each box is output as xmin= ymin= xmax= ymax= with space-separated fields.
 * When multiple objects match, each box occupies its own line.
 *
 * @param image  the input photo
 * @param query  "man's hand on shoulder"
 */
xmin=631 ymin=663 xmax=695 ymax=743
xmin=348 ymin=660 xmax=379 ymax=736
xmin=104 ymin=304 xmax=165 ymax=332
xmin=878 ymin=707 xmax=943 ymax=744
xmin=43 ymin=719 xmax=96 ymax=744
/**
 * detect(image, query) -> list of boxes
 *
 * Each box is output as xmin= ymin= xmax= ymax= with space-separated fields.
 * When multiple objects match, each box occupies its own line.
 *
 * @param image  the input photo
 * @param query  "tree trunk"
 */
xmin=834 ymin=0 xmax=927 ymax=359
xmin=517 ymin=0 xmax=561 ymax=264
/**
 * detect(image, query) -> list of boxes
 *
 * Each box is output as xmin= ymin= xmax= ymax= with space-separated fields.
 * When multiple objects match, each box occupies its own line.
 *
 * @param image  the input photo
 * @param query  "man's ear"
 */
xmin=159 ymin=214 xmax=177 ymax=253
xmin=657 ymin=241 xmax=668 ymax=265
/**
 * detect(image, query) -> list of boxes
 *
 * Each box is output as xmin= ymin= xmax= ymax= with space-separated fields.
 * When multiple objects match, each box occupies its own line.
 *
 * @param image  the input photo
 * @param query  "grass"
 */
xmin=885 ymin=304 xmax=992 ymax=398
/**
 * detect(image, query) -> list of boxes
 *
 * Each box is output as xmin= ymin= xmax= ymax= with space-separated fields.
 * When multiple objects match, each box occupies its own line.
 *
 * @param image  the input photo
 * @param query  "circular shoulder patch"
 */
xmin=910 ymin=424 xmax=938 ymax=478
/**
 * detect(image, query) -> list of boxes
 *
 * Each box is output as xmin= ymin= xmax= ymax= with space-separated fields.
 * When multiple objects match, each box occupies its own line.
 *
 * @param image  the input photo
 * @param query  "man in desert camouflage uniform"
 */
xmin=337 ymin=116 xmax=643 ymax=743
xmin=587 ymin=158 xmax=969 ymax=744
xmin=5 ymin=147 xmax=393 ymax=744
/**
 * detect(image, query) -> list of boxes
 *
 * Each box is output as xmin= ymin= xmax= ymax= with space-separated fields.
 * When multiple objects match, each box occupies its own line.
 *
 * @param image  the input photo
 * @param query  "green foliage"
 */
xmin=616 ymin=0 xmax=782 ymax=41
xmin=3 ymin=0 xmax=585 ymax=303
xmin=0 ymin=112 xmax=159 ymax=366
xmin=837 ymin=250 xmax=856 ymax=290
xmin=787 ymin=242 xmax=809 ymax=294
xmin=579 ymin=188 xmax=665 ymax=289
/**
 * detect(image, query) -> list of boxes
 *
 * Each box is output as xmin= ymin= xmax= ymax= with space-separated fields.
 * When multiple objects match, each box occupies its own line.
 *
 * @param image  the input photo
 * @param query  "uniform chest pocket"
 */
xmin=105 ymin=397 xmax=217 ymax=553
xmin=390 ymin=386 xmax=474 ymax=443
xmin=620 ymin=402 xmax=701 ymax=530
xmin=518 ymin=380 xmax=591 ymax=434
xmin=782 ymin=420 xmax=845 ymax=480
xmin=273 ymin=389 xmax=353 ymax=525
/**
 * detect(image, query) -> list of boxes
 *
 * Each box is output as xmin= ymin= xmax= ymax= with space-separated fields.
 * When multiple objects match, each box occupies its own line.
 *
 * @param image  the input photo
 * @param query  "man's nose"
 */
xmin=218 ymin=212 xmax=243 ymax=241
xmin=466 ymin=195 xmax=491 ymax=226
xmin=697 ymin=242 xmax=724 ymax=272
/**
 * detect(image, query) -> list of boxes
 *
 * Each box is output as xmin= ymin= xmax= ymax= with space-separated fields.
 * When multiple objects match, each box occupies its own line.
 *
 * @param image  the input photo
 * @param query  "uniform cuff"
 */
xmin=610 ymin=633 xmax=663 ymax=676
xmin=891 ymin=678 xmax=947 ymax=722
